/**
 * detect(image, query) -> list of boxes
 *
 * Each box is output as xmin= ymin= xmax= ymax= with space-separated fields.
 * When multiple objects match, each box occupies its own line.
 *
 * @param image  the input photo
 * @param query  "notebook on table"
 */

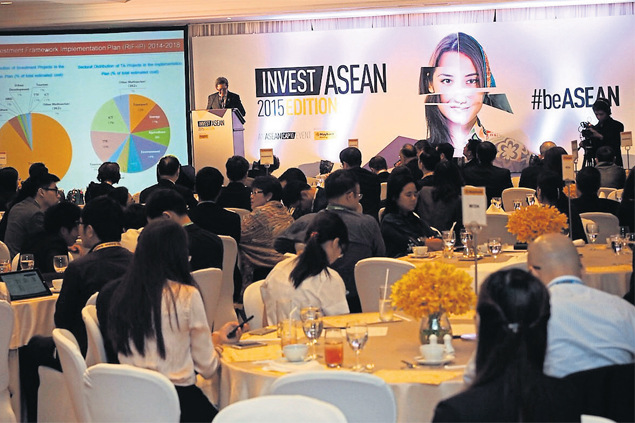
xmin=0 ymin=269 xmax=52 ymax=301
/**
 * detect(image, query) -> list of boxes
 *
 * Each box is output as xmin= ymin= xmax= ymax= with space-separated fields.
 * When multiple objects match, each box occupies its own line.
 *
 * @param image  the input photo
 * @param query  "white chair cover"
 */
xmin=0 ymin=301 xmax=16 ymax=423
xmin=226 ymin=208 xmax=251 ymax=218
xmin=243 ymin=280 xmax=266 ymax=329
xmin=581 ymin=415 xmax=617 ymax=423
xmin=478 ymin=213 xmax=517 ymax=246
xmin=84 ymin=363 xmax=180 ymax=423
xmin=380 ymin=182 xmax=387 ymax=201
xmin=10 ymin=254 xmax=18 ymax=272
xmin=268 ymin=371 xmax=396 ymax=423
xmin=214 ymin=395 xmax=347 ymax=423
xmin=0 ymin=242 xmax=10 ymax=263
xmin=215 ymin=236 xmax=238 ymax=329
xmin=607 ymin=189 xmax=623 ymax=201
xmin=580 ymin=212 xmax=620 ymax=243
xmin=598 ymin=187 xmax=616 ymax=199
xmin=191 ymin=267 xmax=223 ymax=330
xmin=86 ymin=292 xmax=99 ymax=306
xmin=52 ymin=329 xmax=89 ymax=422
xmin=37 ymin=366 xmax=74 ymax=423
xmin=354 ymin=258 xmax=415 ymax=313
xmin=501 ymin=187 xmax=536 ymax=212
xmin=378 ymin=207 xmax=386 ymax=222
xmin=82 ymin=305 xmax=107 ymax=367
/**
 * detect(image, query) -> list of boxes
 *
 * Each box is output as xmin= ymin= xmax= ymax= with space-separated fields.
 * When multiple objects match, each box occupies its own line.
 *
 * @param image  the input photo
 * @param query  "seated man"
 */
xmin=519 ymin=141 xmax=556 ymax=190
xmin=463 ymin=141 xmax=513 ymax=204
xmin=571 ymin=166 xmax=619 ymax=216
xmin=595 ymin=146 xmax=626 ymax=189
xmin=528 ymin=233 xmax=635 ymax=377
xmin=417 ymin=149 xmax=440 ymax=190
xmin=282 ymin=180 xmax=323 ymax=219
xmin=139 ymin=155 xmax=198 ymax=209
xmin=274 ymin=170 xmax=385 ymax=312
xmin=340 ymin=147 xmax=381 ymax=219
xmin=368 ymin=156 xmax=390 ymax=183
xmin=146 ymin=189 xmax=223 ymax=272
xmin=217 ymin=155 xmax=252 ymax=211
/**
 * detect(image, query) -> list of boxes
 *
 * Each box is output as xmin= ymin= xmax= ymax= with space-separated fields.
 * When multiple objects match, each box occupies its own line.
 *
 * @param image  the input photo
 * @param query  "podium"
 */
xmin=191 ymin=109 xmax=245 ymax=176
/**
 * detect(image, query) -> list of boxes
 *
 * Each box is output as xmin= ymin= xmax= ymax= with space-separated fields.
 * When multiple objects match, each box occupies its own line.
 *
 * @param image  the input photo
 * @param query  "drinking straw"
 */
xmin=450 ymin=221 xmax=457 ymax=234
xmin=382 ymin=269 xmax=389 ymax=301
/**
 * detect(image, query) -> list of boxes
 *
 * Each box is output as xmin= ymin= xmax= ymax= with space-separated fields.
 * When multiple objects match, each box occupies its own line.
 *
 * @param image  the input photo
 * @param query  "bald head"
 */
xmin=539 ymin=141 xmax=557 ymax=157
xmin=528 ymin=233 xmax=582 ymax=284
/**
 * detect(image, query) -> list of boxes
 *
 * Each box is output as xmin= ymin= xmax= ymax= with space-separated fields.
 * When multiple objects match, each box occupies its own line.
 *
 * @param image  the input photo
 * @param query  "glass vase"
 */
xmin=419 ymin=311 xmax=452 ymax=344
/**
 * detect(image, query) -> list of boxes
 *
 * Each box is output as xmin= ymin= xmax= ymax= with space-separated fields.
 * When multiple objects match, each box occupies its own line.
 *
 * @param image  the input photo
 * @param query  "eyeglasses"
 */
xmin=347 ymin=191 xmax=363 ymax=200
xmin=251 ymin=189 xmax=264 ymax=195
xmin=42 ymin=187 xmax=59 ymax=193
xmin=75 ymin=220 xmax=83 ymax=226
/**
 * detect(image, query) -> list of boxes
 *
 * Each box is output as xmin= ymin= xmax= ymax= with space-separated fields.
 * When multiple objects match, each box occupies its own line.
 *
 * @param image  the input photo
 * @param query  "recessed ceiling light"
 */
xmin=0 ymin=1 xmax=13 ymax=5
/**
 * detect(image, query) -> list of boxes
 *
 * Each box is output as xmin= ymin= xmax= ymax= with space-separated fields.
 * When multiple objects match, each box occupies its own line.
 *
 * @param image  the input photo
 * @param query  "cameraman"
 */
xmin=584 ymin=98 xmax=625 ymax=167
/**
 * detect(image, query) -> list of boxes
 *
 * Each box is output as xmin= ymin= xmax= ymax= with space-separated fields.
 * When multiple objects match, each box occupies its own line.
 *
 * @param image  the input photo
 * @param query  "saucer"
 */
xmin=275 ymin=357 xmax=312 ymax=365
xmin=458 ymin=255 xmax=484 ymax=261
xmin=408 ymin=253 xmax=430 ymax=259
xmin=414 ymin=354 xmax=455 ymax=365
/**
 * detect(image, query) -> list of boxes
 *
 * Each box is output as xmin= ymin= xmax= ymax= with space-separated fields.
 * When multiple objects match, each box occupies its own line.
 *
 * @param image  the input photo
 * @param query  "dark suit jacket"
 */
xmin=85 ymin=182 xmax=114 ymax=203
xmin=463 ymin=163 xmax=513 ymax=204
xmin=188 ymin=201 xmax=241 ymax=242
xmin=519 ymin=161 xmax=543 ymax=190
xmin=206 ymin=91 xmax=246 ymax=117
xmin=139 ymin=179 xmax=198 ymax=210
xmin=184 ymin=223 xmax=223 ymax=272
xmin=571 ymin=194 xmax=620 ymax=216
xmin=376 ymin=171 xmax=390 ymax=183
xmin=596 ymin=162 xmax=626 ymax=189
xmin=217 ymin=182 xmax=252 ymax=211
xmin=405 ymin=160 xmax=423 ymax=180
xmin=347 ymin=167 xmax=381 ymax=220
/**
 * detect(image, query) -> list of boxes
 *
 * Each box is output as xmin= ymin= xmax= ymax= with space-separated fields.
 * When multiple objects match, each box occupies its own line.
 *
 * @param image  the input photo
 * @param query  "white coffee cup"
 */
xmin=420 ymin=343 xmax=444 ymax=361
xmin=283 ymin=343 xmax=308 ymax=362
xmin=52 ymin=279 xmax=63 ymax=291
xmin=413 ymin=246 xmax=428 ymax=258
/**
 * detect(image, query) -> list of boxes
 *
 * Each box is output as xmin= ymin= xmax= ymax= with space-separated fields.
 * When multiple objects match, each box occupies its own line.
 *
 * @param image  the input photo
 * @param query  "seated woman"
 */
xmin=432 ymin=269 xmax=580 ymax=422
xmin=381 ymin=171 xmax=441 ymax=258
xmin=240 ymin=175 xmax=294 ymax=291
xmin=416 ymin=160 xmax=463 ymax=234
xmin=97 ymin=219 xmax=243 ymax=423
xmin=261 ymin=211 xmax=349 ymax=323
xmin=85 ymin=162 xmax=124 ymax=203
xmin=537 ymin=171 xmax=587 ymax=242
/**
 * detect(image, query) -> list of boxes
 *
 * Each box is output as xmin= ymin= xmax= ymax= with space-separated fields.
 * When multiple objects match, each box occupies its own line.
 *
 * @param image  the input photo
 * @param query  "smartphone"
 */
xmin=248 ymin=327 xmax=277 ymax=336
xmin=229 ymin=341 xmax=267 ymax=349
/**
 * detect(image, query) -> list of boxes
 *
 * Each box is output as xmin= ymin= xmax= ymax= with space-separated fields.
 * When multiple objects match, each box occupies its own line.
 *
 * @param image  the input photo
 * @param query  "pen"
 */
xmin=228 ymin=315 xmax=254 ymax=338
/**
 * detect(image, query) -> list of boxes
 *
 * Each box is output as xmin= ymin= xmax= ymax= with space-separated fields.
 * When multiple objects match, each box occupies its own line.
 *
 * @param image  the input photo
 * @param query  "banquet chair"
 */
xmin=354 ymin=258 xmax=415 ymax=312
xmin=607 ymin=189 xmax=623 ymax=201
xmin=10 ymin=254 xmax=18 ymax=271
xmin=215 ymin=236 xmax=238 ymax=328
xmin=82 ymin=305 xmax=107 ymax=367
xmin=597 ymin=187 xmax=616 ymax=198
xmin=268 ymin=371 xmax=396 ymax=423
xmin=226 ymin=208 xmax=251 ymax=218
xmin=581 ymin=416 xmax=616 ymax=423
xmin=191 ymin=268 xmax=223 ymax=330
xmin=214 ymin=395 xmax=347 ymax=423
xmin=84 ymin=363 xmax=180 ymax=423
xmin=0 ymin=241 xmax=9 ymax=263
xmin=478 ymin=213 xmax=517 ymax=246
xmin=378 ymin=207 xmax=386 ymax=222
xmin=86 ymin=291 xmax=99 ymax=306
xmin=501 ymin=187 xmax=535 ymax=212
xmin=243 ymin=279 xmax=266 ymax=330
xmin=380 ymin=182 xmax=387 ymax=201
xmin=52 ymin=328 xmax=90 ymax=422
xmin=0 ymin=301 xmax=16 ymax=423
xmin=580 ymin=212 xmax=619 ymax=242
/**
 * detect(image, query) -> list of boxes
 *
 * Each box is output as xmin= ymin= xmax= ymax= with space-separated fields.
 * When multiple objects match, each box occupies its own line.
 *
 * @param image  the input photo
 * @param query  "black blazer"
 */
xmin=188 ymin=201 xmax=241 ymax=243
xmin=206 ymin=91 xmax=246 ymax=117
xmin=463 ymin=163 xmax=513 ymax=204
xmin=347 ymin=167 xmax=381 ymax=220
xmin=139 ymin=179 xmax=198 ymax=210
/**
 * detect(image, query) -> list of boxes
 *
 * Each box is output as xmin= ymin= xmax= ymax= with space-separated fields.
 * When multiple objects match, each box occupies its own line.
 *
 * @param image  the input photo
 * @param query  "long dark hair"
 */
xmin=289 ymin=211 xmax=348 ymax=288
xmin=385 ymin=172 xmax=416 ymax=215
xmin=473 ymin=269 xmax=550 ymax=421
xmin=106 ymin=219 xmax=195 ymax=359
xmin=432 ymin=161 xmax=463 ymax=202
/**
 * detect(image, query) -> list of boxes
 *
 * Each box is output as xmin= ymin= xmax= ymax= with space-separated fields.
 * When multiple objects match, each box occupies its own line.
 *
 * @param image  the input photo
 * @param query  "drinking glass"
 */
xmin=20 ymin=254 xmax=34 ymax=270
xmin=280 ymin=319 xmax=297 ymax=348
xmin=300 ymin=307 xmax=323 ymax=360
xmin=0 ymin=259 xmax=10 ymax=274
xmin=491 ymin=197 xmax=502 ymax=210
xmin=610 ymin=235 xmax=623 ymax=255
xmin=53 ymin=255 xmax=68 ymax=274
xmin=276 ymin=299 xmax=292 ymax=337
xmin=586 ymin=223 xmax=599 ymax=247
xmin=513 ymin=200 xmax=523 ymax=211
xmin=488 ymin=238 xmax=502 ymax=259
xmin=526 ymin=194 xmax=536 ymax=206
xmin=619 ymin=226 xmax=629 ymax=239
xmin=345 ymin=322 xmax=368 ymax=371
xmin=324 ymin=328 xmax=344 ymax=368
xmin=460 ymin=229 xmax=473 ymax=258
xmin=378 ymin=286 xmax=393 ymax=322
xmin=626 ymin=233 xmax=635 ymax=251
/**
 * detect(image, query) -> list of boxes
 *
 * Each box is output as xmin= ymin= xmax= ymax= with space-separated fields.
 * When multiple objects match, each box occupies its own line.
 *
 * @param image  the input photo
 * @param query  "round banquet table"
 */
xmin=219 ymin=312 xmax=476 ymax=423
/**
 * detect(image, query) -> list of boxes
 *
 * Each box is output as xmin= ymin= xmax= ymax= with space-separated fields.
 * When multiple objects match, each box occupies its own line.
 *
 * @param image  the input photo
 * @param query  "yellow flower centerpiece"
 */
xmin=391 ymin=262 xmax=475 ymax=344
xmin=506 ymin=204 xmax=568 ymax=244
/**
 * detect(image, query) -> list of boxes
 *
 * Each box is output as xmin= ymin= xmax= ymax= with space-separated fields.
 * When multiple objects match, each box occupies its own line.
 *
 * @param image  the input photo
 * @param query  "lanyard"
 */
xmin=91 ymin=242 xmax=122 ymax=252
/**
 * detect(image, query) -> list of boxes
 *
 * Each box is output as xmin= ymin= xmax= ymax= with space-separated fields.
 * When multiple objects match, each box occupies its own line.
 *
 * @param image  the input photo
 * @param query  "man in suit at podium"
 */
xmin=206 ymin=76 xmax=246 ymax=117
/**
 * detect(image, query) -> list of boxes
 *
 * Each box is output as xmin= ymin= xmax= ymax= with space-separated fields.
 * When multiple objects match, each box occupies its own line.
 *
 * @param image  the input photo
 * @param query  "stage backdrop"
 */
xmin=192 ymin=16 xmax=634 ymax=174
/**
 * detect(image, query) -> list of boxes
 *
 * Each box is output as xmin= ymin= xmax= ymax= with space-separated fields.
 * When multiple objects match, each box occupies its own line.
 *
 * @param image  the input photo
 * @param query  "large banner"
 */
xmin=192 ymin=16 xmax=634 ymax=174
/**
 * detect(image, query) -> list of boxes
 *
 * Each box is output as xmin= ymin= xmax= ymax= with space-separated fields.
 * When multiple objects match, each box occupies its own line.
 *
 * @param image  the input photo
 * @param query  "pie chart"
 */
xmin=91 ymin=94 xmax=170 ymax=173
xmin=0 ymin=113 xmax=72 ymax=179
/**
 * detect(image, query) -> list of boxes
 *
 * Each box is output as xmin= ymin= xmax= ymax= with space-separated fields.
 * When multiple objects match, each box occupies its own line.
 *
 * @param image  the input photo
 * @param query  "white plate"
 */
xmin=408 ymin=253 xmax=430 ymax=259
xmin=414 ymin=354 xmax=455 ymax=365
xmin=276 ymin=357 xmax=312 ymax=365
xmin=458 ymin=255 xmax=484 ymax=261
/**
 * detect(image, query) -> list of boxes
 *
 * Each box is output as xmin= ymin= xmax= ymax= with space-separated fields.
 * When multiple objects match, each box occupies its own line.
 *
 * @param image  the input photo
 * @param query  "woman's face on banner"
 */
xmin=431 ymin=51 xmax=484 ymax=126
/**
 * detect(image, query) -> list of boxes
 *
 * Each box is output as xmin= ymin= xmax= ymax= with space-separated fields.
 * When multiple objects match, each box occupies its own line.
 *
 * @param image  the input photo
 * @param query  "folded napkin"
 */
xmin=374 ymin=369 xmax=464 ymax=385
xmin=572 ymin=239 xmax=586 ymax=247
xmin=260 ymin=359 xmax=324 ymax=373
xmin=323 ymin=312 xmax=384 ymax=328
xmin=223 ymin=343 xmax=282 ymax=363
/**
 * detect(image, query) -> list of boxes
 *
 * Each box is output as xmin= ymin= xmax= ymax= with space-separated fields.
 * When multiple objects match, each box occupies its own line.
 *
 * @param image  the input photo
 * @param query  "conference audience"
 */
xmin=274 ymin=170 xmax=385 ymax=312
xmin=0 ymin=166 xmax=18 ymax=211
xmin=240 ymin=175 xmax=293 ymax=290
xmin=433 ymin=269 xmax=580 ymax=422
xmin=527 ymin=233 xmax=635 ymax=377
xmin=261 ymin=211 xmax=350 ymax=323
xmin=97 ymin=219 xmax=243 ymax=423
xmin=571 ymin=166 xmax=619 ymax=216
xmin=84 ymin=161 xmax=121 ymax=203
xmin=139 ymin=155 xmax=198 ymax=210
xmin=381 ymin=172 xmax=438 ymax=258
xmin=436 ymin=142 xmax=454 ymax=162
xmin=277 ymin=167 xmax=307 ymax=187
xmin=146 ymin=189 xmax=223 ymax=272
xmin=519 ymin=141 xmax=556 ymax=190
xmin=462 ymin=141 xmax=513 ymax=204
xmin=416 ymin=160 xmax=463 ymax=235
xmin=595 ymin=145 xmax=626 ymax=189
xmin=537 ymin=171 xmax=587 ymax=242
xmin=120 ymin=203 xmax=146 ymax=252
xmin=368 ymin=155 xmax=390 ymax=183
xmin=339 ymin=147 xmax=381 ymax=219
xmin=217 ymin=155 xmax=252 ymax=211
xmin=107 ymin=186 xmax=132 ymax=207
xmin=416 ymin=149 xmax=440 ymax=189
xmin=461 ymin=138 xmax=480 ymax=170
xmin=282 ymin=180 xmax=317 ymax=219
xmin=618 ymin=167 xmax=634 ymax=232
xmin=399 ymin=143 xmax=423 ymax=180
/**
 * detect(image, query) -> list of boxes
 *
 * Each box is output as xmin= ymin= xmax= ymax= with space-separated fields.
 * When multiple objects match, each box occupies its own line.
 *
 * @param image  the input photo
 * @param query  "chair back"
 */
xmin=607 ymin=189 xmax=623 ymax=201
xmin=243 ymin=280 xmax=266 ymax=329
xmin=580 ymin=212 xmax=620 ymax=242
xmin=478 ymin=213 xmax=517 ymax=246
xmin=84 ymin=363 xmax=180 ymax=422
xmin=226 ymin=208 xmax=251 ymax=218
xmin=214 ymin=395 xmax=347 ymax=423
xmin=216 ymin=235 xmax=238 ymax=328
xmin=52 ymin=328 xmax=90 ymax=422
xmin=598 ymin=187 xmax=616 ymax=199
xmin=380 ymin=182 xmax=387 ymax=201
xmin=268 ymin=371 xmax=396 ymax=423
xmin=354 ymin=258 xmax=415 ymax=312
xmin=82 ymin=305 xmax=107 ymax=367
xmin=86 ymin=291 xmax=99 ymax=306
xmin=10 ymin=254 xmax=18 ymax=272
xmin=191 ymin=268 xmax=223 ymax=330
xmin=0 ymin=242 xmax=10 ymax=262
xmin=581 ymin=415 xmax=617 ymax=423
xmin=0 ymin=301 xmax=16 ymax=423
xmin=501 ymin=187 xmax=536 ymax=212
xmin=378 ymin=207 xmax=386 ymax=222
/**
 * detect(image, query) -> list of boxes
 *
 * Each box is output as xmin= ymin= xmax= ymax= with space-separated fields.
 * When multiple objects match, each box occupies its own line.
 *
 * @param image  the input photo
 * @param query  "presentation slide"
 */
xmin=0 ymin=28 xmax=190 ymax=195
